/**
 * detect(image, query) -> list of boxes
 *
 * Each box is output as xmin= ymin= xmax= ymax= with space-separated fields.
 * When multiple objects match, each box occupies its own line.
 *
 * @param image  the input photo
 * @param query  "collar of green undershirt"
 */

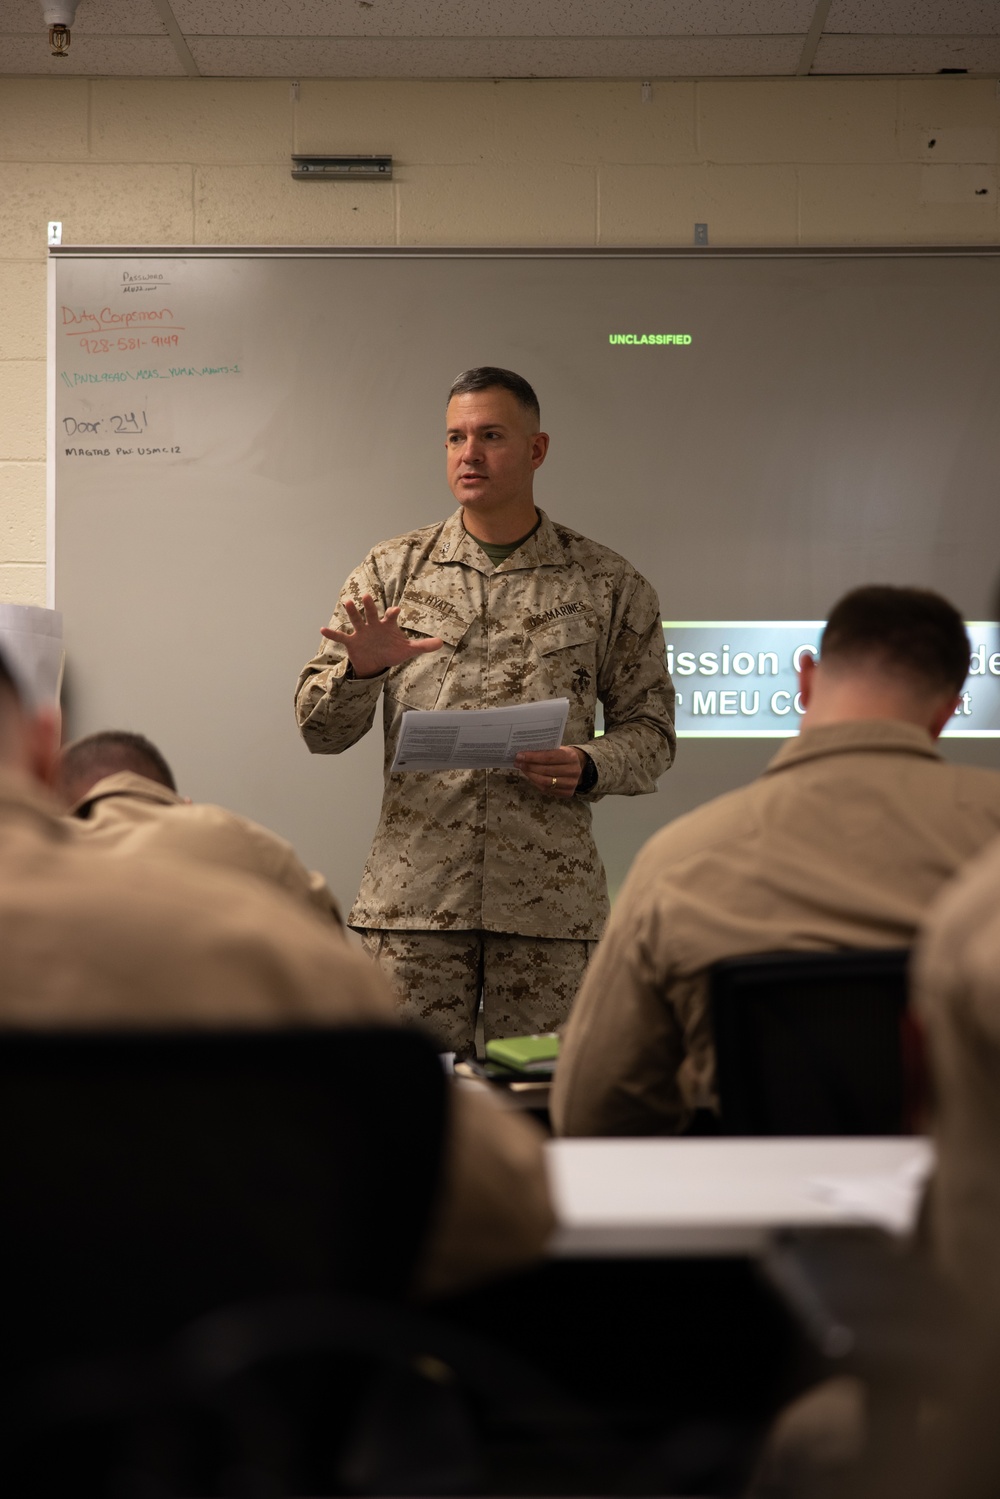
xmin=470 ymin=512 xmax=542 ymax=568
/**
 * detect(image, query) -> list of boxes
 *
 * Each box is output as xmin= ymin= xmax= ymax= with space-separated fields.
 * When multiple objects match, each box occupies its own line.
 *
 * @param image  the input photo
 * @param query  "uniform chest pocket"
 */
xmin=530 ymin=611 xmax=598 ymax=659
xmin=527 ymin=611 xmax=599 ymax=699
xmin=386 ymin=598 xmax=475 ymax=710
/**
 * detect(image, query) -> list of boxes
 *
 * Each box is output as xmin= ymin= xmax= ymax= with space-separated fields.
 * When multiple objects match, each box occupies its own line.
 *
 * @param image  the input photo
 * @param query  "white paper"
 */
xmin=805 ymin=1148 xmax=934 ymax=1237
xmin=0 ymin=604 xmax=64 ymax=709
xmin=391 ymin=698 xmax=570 ymax=773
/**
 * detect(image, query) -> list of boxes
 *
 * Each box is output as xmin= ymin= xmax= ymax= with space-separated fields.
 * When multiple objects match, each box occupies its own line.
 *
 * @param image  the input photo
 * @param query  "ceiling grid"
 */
xmin=1 ymin=0 xmax=998 ymax=78
xmin=150 ymin=0 xmax=200 ymax=76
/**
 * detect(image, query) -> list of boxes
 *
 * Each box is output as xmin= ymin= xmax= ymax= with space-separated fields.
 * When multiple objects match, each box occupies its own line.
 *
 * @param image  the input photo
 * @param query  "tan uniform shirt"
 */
xmin=915 ymin=835 xmax=1000 ymax=1319
xmin=70 ymin=771 xmax=342 ymax=928
xmin=295 ymin=507 xmax=675 ymax=938
xmin=552 ymin=721 xmax=1000 ymax=1137
xmin=0 ymin=767 xmax=554 ymax=1296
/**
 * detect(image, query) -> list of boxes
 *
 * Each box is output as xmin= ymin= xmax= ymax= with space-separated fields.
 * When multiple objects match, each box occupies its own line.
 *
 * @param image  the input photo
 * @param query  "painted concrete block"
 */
xmin=0 ymin=564 xmax=46 ymax=608
xmin=0 ymin=363 xmax=46 ymax=462
xmin=492 ymin=81 xmax=698 ymax=165
xmin=599 ymin=163 xmax=797 ymax=246
xmin=0 ymin=464 xmax=45 ymax=564
xmin=397 ymin=163 xmax=597 ymax=245
xmin=0 ymin=262 xmax=46 ymax=360
xmin=918 ymin=163 xmax=996 ymax=205
xmin=900 ymin=125 xmax=999 ymax=165
xmin=195 ymin=165 xmax=395 ymax=244
xmin=899 ymin=79 xmax=1000 ymax=133
xmin=0 ymin=164 xmax=195 ymax=259
xmin=799 ymin=164 xmax=1000 ymax=243
xmin=296 ymin=82 xmax=496 ymax=165
xmin=0 ymin=79 xmax=88 ymax=162
xmin=91 ymin=81 xmax=292 ymax=164
xmin=698 ymin=80 xmax=899 ymax=164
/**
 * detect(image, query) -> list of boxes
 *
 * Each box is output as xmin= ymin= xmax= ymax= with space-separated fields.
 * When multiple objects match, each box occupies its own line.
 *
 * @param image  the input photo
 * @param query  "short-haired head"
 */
xmin=820 ymin=585 xmax=970 ymax=697
xmin=59 ymin=729 xmax=177 ymax=810
xmin=448 ymin=367 xmax=540 ymax=428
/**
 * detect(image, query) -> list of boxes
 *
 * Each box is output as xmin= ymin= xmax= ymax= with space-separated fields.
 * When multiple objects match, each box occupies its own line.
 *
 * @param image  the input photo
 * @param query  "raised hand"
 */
xmin=321 ymin=593 xmax=444 ymax=679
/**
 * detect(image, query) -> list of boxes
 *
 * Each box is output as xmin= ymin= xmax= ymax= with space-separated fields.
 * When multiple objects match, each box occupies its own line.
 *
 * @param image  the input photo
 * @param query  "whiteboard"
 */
xmin=50 ymin=248 xmax=1000 ymax=914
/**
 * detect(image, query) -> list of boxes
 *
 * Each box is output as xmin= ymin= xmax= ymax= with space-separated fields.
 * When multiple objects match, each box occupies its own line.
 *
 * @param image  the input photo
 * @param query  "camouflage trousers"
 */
xmin=358 ymin=929 xmax=596 ymax=1059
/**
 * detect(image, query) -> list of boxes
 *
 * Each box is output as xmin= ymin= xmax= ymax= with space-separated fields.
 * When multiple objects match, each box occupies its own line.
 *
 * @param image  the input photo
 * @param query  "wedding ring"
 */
xmin=551 ymin=777 xmax=557 ymax=787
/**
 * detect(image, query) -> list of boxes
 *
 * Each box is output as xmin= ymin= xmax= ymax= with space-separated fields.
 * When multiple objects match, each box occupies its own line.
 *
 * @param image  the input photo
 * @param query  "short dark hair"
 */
xmin=821 ymin=585 xmax=970 ymax=696
xmin=448 ymin=367 xmax=540 ymax=424
xmin=60 ymin=730 xmax=177 ymax=797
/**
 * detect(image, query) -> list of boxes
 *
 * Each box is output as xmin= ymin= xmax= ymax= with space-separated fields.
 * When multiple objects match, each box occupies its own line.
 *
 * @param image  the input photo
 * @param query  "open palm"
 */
xmin=322 ymin=593 xmax=444 ymax=679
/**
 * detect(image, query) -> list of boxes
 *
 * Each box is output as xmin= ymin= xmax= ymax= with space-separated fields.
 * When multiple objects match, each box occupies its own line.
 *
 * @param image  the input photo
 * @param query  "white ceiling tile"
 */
xmin=170 ymin=0 xmax=814 ymax=39
xmin=814 ymin=35 xmax=1000 ymax=72
xmin=827 ymin=2 xmax=1000 ymax=36
xmin=0 ymin=0 xmax=166 ymax=35
xmin=186 ymin=33 xmax=802 ymax=76
xmin=0 ymin=35 xmax=185 ymax=73
xmin=6 ymin=0 xmax=990 ymax=82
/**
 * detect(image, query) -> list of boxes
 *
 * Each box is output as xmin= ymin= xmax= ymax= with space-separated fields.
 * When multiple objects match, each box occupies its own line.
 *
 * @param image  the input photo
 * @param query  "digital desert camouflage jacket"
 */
xmin=294 ymin=507 xmax=676 ymax=938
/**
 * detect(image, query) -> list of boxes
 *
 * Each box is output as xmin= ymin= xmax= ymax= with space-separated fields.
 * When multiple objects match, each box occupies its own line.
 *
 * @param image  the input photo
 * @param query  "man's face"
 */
xmin=445 ymin=387 xmax=548 ymax=516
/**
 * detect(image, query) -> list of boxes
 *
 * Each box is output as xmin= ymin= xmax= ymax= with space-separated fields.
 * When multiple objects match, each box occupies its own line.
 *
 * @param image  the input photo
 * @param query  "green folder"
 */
xmin=484 ymin=1033 xmax=560 ymax=1076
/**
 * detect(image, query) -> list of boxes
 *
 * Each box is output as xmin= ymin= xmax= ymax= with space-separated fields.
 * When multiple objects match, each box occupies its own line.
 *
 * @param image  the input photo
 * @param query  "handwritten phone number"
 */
xmin=78 ymin=335 xmax=180 ymax=355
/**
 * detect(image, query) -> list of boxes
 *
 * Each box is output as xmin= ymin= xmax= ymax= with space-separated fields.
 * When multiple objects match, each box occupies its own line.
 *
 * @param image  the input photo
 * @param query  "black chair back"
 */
xmin=710 ymin=948 xmax=912 ymax=1135
xmin=0 ymin=1025 xmax=447 ymax=1374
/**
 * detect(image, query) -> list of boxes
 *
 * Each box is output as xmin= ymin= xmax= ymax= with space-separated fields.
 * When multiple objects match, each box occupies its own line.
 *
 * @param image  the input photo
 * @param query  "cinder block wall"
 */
xmin=1 ymin=75 xmax=998 ymax=606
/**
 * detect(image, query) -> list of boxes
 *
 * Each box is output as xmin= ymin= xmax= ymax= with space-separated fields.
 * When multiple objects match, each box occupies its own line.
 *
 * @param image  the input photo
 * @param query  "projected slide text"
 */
xmin=663 ymin=622 xmax=1000 ymax=738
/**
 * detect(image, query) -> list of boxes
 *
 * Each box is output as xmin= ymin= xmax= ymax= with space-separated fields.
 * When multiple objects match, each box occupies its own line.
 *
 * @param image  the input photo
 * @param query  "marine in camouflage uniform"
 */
xmin=296 ymin=506 xmax=674 ymax=1051
xmin=295 ymin=367 xmax=675 ymax=1055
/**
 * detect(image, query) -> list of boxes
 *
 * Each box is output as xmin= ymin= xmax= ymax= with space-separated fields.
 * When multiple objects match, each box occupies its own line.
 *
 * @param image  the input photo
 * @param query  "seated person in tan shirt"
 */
xmin=0 ymin=655 xmax=553 ymax=1296
xmin=895 ymin=780 xmax=1000 ymax=1499
xmin=59 ymin=729 xmax=342 ymax=928
xmin=916 ymin=810 xmax=1000 ymax=1321
xmin=553 ymin=585 xmax=1000 ymax=1137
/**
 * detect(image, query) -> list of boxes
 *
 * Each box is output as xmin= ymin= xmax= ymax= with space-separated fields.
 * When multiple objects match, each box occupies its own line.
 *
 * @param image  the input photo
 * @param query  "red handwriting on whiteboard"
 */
xmin=61 ymin=305 xmax=184 ymax=335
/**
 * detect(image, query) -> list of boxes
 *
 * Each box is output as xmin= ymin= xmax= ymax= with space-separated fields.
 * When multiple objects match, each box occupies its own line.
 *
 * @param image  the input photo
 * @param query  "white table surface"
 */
xmin=545 ymin=1136 xmax=935 ymax=1257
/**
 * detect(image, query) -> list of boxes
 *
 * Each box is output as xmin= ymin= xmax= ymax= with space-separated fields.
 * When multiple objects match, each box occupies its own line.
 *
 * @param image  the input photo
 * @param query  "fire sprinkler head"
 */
xmin=41 ymin=0 xmax=81 ymax=56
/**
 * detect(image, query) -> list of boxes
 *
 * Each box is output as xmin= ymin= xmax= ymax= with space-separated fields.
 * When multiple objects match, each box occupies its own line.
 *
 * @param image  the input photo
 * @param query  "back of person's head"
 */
xmin=448 ymin=366 xmax=540 ymax=425
xmin=59 ymin=730 xmax=177 ymax=809
xmin=820 ymin=585 xmax=970 ymax=699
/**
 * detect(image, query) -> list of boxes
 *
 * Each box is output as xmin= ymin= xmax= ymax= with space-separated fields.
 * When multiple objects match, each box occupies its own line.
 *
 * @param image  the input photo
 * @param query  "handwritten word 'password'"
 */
xmin=61 ymin=305 xmax=178 ymax=334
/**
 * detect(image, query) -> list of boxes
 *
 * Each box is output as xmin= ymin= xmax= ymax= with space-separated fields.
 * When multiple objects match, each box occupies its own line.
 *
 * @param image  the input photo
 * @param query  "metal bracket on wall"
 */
xmin=291 ymin=155 xmax=393 ymax=181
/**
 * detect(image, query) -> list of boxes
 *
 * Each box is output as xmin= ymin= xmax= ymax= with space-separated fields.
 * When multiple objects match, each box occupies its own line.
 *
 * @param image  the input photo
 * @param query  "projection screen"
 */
xmin=50 ymin=248 xmax=1000 ymax=912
